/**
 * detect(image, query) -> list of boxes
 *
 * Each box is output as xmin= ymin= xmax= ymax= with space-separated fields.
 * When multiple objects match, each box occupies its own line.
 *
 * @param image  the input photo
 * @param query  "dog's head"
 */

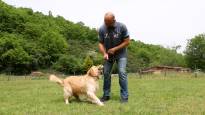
xmin=87 ymin=65 xmax=103 ymax=79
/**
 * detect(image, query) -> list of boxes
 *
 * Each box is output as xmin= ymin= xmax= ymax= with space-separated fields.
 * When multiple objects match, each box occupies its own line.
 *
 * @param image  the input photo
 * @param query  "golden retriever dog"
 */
xmin=49 ymin=65 xmax=104 ymax=106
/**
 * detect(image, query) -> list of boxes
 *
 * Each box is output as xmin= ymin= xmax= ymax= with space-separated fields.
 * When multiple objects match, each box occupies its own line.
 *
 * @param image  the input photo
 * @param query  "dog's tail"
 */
xmin=49 ymin=74 xmax=64 ymax=86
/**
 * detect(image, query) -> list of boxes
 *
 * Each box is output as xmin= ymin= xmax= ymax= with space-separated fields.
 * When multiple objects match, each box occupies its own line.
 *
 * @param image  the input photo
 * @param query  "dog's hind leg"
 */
xmin=73 ymin=94 xmax=81 ymax=101
xmin=63 ymin=86 xmax=72 ymax=104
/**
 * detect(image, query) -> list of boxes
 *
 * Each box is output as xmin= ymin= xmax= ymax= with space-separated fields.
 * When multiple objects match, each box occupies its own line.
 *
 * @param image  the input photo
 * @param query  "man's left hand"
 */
xmin=107 ymin=48 xmax=117 ymax=55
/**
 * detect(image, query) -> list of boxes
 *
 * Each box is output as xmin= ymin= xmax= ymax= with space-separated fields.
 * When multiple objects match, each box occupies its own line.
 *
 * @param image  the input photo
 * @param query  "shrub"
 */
xmin=52 ymin=55 xmax=82 ymax=75
xmin=37 ymin=30 xmax=68 ymax=67
xmin=0 ymin=33 xmax=32 ymax=74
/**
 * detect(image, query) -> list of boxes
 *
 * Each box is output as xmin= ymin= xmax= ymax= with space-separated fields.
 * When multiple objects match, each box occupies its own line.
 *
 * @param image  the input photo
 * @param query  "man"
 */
xmin=98 ymin=12 xmax=130 ymax=103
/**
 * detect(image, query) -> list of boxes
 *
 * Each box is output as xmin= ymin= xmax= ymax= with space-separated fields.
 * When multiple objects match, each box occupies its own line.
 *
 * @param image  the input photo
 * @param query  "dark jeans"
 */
xmin=103 ymin=57 xmax=128 ymax=99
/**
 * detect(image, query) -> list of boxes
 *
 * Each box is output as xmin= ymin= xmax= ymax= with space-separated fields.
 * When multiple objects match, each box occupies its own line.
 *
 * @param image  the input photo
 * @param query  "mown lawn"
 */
xmin=0 ymin=73 xmax=205 ymax=115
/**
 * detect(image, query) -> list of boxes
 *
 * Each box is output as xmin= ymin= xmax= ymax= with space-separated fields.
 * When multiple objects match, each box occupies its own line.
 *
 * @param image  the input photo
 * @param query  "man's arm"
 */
xmin=113 ymin=38 xmax=130 ymax=51
xmin=107 ymin=37 xmax=130 ymax=55
xmin=108 ymin=23 xmax=130 ymax=55
xmin=98 ymin=42 xmax=106 ymax=54
xmin=98 ymin=42 xmax=109 ymax=60
xmin=98 ymin=27 xmax=109 ymax=60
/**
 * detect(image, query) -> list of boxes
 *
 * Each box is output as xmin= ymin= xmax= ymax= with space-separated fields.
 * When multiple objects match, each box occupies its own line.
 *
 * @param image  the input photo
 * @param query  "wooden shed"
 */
xmin=141 ymin=66 xmax=191 ymax=74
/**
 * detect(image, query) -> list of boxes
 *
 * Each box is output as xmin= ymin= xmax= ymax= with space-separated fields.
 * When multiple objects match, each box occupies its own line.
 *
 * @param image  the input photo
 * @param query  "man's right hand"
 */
xmin=103 ymin=53 xmax=109 ymax=60
xmin=98 ymin=43 xmax=109 ymax=60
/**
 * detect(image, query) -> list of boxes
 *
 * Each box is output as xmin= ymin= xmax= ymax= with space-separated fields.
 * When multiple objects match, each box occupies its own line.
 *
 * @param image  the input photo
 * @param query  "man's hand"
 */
xmin=98 ymin=38 xmax=130 ymax=60
xmin=107 ymin=48 xmax=116 ymax=55
xmin=109 ymin=38 xmax=130 ymax=54
xmin=103 ymin=53 xmax=109 ymax=60
xmin=99 ymin=43 xmax=108 ymax=60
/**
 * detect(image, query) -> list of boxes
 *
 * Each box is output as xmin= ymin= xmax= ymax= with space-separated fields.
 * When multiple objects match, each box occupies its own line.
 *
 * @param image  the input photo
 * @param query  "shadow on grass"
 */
xmin=51 ymin=97 xmax=97 ymax=105
xmin=111 ymin=94 xmax=121 ymax=101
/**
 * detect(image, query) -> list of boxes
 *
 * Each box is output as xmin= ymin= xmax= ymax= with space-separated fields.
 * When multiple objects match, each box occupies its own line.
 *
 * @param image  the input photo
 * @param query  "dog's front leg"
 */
xmin=87 ymin=92 xmax=104 ymax=106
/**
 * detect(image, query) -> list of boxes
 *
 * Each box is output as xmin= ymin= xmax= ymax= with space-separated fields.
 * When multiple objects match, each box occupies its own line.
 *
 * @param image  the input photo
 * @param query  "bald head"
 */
xmin=104 ymin=12 xmax=115 ymax=20
xmin=104 ymin=12 xmax=116 ymax=28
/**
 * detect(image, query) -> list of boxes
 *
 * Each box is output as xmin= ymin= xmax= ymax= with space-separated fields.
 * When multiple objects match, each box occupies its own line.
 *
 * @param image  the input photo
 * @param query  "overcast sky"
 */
xmin=3 ymin=0 xmax=205 ymax=53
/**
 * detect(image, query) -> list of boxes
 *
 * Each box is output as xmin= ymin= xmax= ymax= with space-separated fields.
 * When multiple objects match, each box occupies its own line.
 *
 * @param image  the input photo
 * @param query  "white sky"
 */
xmin=3 ymin=0 xmax=205 ymax=53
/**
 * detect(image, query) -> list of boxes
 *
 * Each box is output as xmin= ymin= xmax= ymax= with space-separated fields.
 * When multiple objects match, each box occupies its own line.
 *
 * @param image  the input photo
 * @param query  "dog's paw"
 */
xmin=98 ymin=102 xmax=104 ymax=106
xmin=65 ymin=100 xmax=69 ymax=105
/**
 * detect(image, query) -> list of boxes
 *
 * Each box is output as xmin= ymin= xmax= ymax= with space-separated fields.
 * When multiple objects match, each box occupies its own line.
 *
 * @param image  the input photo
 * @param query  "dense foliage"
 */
xmin=0 ymin=1 xmax=187 ymax=74
xmin=127 ymin=40 xmax=186 ymax=72
xmin=185 ymin=34 xmax=205 ymax=71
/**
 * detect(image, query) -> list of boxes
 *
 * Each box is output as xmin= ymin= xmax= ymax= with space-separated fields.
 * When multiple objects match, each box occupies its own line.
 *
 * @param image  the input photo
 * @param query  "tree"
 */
xmin=23 ymin=22 xmax=43 ymax=39
xmin=48 ymin=10 xmax=53 ymax=17
xmin=0 ymin=1 xmax=188 ymax=74
xmin=136 ymin=48 xmax=151 ymax=68
xmin=83 ymin=55 xmax=93 ymax=72
xmin=185 ymin=34 xmax=205 ymax=71
xmin=172 ymin=45 xmax=181 ymax=53
xmin=38 ymin=30 xmax=68 ymax=67
xmin=52 ymin=55 xmax=82 ymax=74
xmin=0 ymin=33 xmax=32 ymax=74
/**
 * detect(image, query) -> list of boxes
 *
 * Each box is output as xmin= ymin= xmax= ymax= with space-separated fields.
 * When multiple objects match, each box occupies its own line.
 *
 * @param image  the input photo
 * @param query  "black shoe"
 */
xmin=100 ymin=96 xmax=110 ymax=102
xmin=120 ymin=98 xmax=128 ymax=103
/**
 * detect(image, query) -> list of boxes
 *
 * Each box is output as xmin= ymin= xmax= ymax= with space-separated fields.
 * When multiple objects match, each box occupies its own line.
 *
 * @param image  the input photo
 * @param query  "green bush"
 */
xmin=37 ymin=30 xmax=68 ymax=67
xmin=0 ymin=33 xmax=32 ymax=74
xmin=83 ymin=55 xmax=93 ymax=73
xmin=185 ymin=34 xmax=205 ymax=71
xmin=52 ymin=55 xmax=83 ymax=75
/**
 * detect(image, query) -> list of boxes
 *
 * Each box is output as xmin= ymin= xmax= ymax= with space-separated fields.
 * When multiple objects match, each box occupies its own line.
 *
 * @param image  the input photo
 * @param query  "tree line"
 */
xmin=0 ymin=1 xmax=204 ymax=75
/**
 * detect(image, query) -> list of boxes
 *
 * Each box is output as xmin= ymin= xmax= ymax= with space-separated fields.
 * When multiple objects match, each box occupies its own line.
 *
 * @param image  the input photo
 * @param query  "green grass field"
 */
xmin=0 ymin=73 xmax=205 ymax=115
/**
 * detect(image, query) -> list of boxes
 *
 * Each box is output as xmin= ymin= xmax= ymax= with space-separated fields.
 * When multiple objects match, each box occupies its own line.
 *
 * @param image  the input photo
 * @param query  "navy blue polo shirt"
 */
xmin=98 ymin=22 xmax=129 ymax=59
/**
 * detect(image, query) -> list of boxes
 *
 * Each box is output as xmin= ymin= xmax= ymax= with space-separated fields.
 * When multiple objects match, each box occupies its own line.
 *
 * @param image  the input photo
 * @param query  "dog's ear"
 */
xmin=87 ymin=66 xmax=94 ymax=76
xmin=87 ymin=66 xmax=99 ymax=77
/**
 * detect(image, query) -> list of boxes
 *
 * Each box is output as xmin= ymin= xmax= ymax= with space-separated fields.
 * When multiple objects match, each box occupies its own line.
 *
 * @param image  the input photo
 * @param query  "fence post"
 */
xmin=139 ymin=69 xmax=142 ymax=79
xmin=7 ymin=73 xmax=10 ymax=81
xmin=164 ymin=69 xmax=167 ymax=77
xmin=195 ymin=72 xmax=198 ymax=78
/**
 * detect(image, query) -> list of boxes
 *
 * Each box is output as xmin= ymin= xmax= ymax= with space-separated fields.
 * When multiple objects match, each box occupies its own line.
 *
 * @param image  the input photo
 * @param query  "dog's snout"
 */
xmin=98 ymin=68 xmax=103 ymax=74
xmin=96 ymin=65 xmax=104 ymax=74
xmin=98 ymin=65 xmax=104 ymax=70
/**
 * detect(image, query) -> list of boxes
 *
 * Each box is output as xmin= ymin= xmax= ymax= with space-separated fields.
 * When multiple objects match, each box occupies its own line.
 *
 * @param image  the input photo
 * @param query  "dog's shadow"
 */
xmin=52 ymin=94 xmax=121 ymax=105
xmin=51 ymin=97 xmax=95 ymax=105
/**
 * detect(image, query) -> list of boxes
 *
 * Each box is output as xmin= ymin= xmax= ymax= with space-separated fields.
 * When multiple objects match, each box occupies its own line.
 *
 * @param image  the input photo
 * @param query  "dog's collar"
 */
xmin=85 ymin=74 xmax=100 ymax=80
xmin=96 ymin=76 xmax=100 ymax=80
xmin=93 ymin=76 xmax=100 ymax=81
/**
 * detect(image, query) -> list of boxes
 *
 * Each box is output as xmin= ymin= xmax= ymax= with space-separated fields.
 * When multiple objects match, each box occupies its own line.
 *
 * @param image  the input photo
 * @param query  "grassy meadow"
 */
xmin=0 ymin=73 xmax=205 ymax=115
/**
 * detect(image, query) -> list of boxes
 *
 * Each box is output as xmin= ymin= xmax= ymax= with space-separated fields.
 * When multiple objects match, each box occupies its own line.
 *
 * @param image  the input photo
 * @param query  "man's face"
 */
xmin=104 ymin=17 xmax=115 ymax=28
